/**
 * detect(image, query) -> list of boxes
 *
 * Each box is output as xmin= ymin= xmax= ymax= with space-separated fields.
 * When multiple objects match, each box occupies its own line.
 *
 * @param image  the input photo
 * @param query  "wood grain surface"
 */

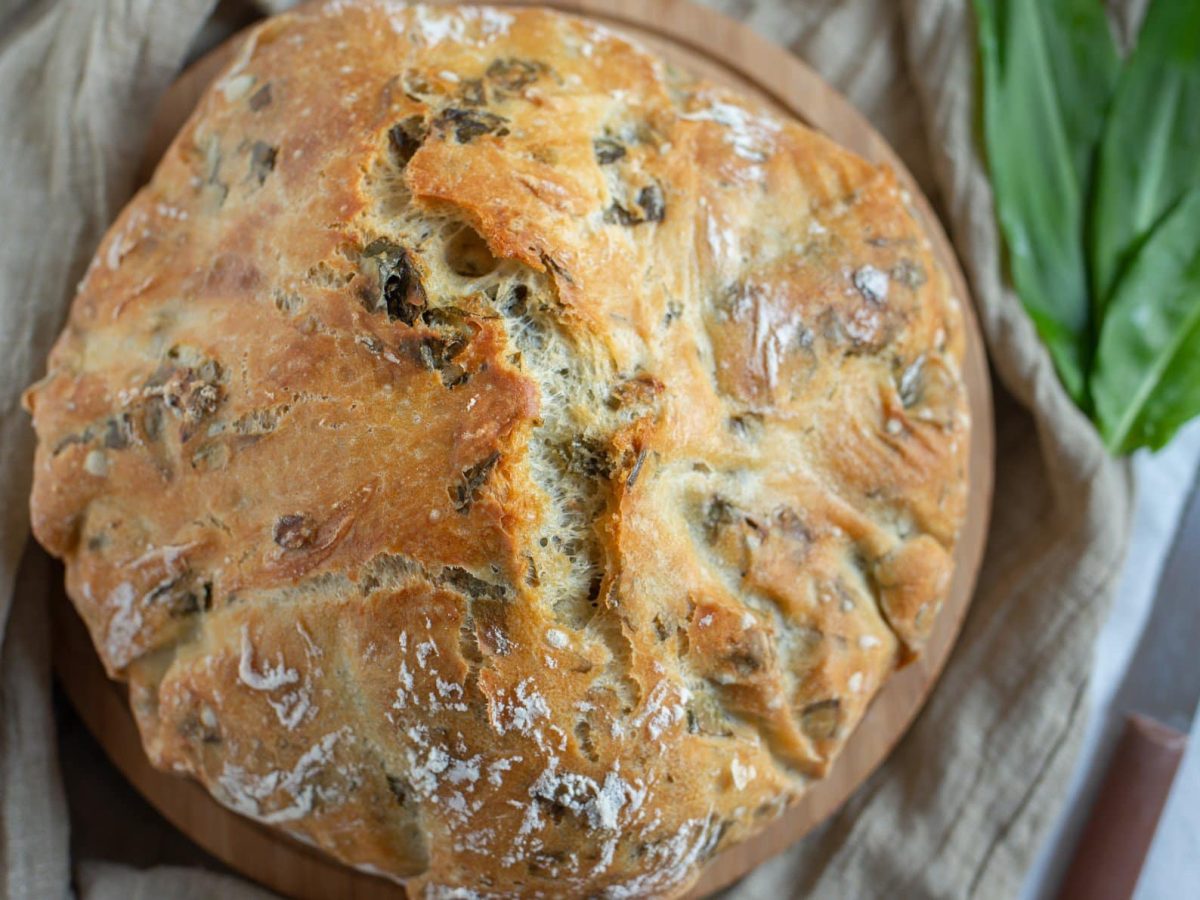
xmin=52 ymin=1 xmax=995 ymax=897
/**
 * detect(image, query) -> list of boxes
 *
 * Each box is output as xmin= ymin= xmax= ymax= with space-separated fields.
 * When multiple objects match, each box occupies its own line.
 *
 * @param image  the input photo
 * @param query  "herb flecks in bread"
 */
xmin=24 ymin=3 xmax=969 ymax=897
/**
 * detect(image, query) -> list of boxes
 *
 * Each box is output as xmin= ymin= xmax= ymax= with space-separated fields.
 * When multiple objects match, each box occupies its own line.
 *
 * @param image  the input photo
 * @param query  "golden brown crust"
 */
xmin=25 ymin=4 xmax=969 ymax=896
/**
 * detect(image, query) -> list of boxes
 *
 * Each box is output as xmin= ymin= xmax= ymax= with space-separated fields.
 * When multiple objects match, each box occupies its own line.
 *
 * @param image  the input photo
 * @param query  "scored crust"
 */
xmin=25 ymin=3 xmax=970 ymax=897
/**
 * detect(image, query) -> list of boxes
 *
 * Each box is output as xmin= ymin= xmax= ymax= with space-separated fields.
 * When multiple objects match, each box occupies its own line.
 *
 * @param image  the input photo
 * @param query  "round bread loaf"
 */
xmin=25 ymin=3 xmax=970 ymax=896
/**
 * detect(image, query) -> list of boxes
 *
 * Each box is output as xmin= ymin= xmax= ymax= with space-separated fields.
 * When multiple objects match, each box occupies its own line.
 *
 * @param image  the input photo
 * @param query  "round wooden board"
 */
xmin=52 ymin=2 xmax=995 ymax=897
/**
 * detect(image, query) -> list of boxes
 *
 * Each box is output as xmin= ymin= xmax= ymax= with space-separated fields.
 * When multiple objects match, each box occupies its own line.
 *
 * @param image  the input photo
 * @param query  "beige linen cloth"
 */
xmin=0 ymin=1 xmax=1141 ymax=897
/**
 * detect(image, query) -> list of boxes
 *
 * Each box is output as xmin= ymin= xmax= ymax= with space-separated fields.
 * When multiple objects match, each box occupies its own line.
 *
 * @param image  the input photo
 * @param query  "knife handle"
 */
xmin=1057 ymin=713 xmax=1187 ymax=900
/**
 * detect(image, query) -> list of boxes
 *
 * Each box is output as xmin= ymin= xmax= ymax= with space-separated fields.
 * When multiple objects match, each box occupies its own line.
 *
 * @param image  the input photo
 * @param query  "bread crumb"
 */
xmin=84 ymin=450 xmax=108 ymax=477
xmin=730 ymin=757 xmax=756 ymax=790
xmin=200 ymin=706 xmax=218 ymax=729
xmin=221 ymin=73 xmax=255 ymax=101
xmin=853 ymin=265 xmax=890 ymax=304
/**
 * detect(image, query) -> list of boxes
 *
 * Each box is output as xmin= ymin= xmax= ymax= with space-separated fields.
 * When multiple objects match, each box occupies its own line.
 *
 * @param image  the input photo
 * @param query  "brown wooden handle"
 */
xmin=1057 ymin=713 xmax=1187 ymax=900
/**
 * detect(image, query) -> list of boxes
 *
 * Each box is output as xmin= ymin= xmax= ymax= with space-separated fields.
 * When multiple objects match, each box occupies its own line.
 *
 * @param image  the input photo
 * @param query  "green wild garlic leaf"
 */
xmin=1091 ymin=188 xmax=1200 ymax=454
xmin=1090 ymin=0 xmax=1200 ymax=312
xmin=974 ymin=0 xmax=1121 ymax=403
